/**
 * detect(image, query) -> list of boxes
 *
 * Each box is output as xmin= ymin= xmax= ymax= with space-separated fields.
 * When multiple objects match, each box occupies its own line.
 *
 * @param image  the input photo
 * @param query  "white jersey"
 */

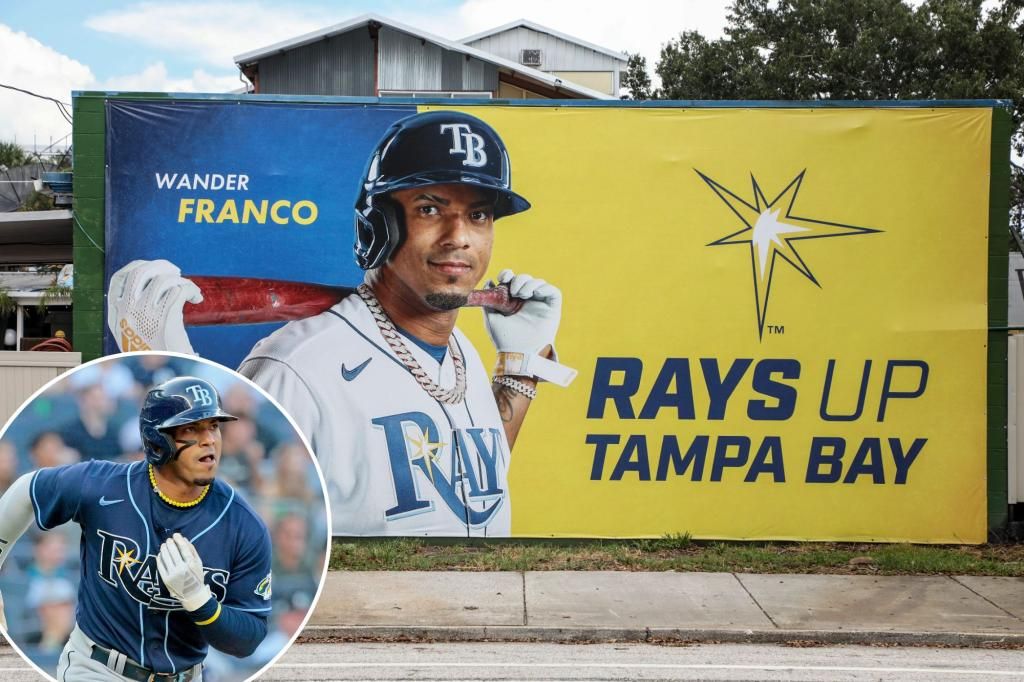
xmin=238 ymin=294 xmax=512 ymax=537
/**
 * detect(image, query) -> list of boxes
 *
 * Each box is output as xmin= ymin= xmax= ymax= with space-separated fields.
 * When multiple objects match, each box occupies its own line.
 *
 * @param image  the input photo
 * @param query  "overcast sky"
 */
xmin=0 ymin=0 xmax=733 ymax=150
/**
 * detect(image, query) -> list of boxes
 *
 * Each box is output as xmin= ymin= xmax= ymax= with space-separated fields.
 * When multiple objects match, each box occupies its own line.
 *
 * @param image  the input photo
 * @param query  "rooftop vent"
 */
xmin=520 ymin=49 xmax=542 ymax=67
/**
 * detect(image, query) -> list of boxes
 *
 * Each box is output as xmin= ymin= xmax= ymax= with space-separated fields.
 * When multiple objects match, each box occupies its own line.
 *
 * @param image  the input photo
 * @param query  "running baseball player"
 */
xmin=107 ymin=110 xmax=574 ymax=537
xmin=0 ymin=376 xmax=272 ymax=679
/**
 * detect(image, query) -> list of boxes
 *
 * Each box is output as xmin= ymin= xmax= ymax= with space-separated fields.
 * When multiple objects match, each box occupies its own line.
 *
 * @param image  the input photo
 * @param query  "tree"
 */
xmin=621 ymin=53 xmax=654 ymax=99
xmin=0 ymin=141 xmax=27 ymax=168
xmin=652 ymin=0 xmax=1024 ymax=235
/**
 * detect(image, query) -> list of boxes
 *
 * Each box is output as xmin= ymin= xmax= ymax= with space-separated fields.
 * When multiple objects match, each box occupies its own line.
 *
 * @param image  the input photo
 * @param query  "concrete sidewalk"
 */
xmin=302 ymin=571 xmax=1024 ymax=647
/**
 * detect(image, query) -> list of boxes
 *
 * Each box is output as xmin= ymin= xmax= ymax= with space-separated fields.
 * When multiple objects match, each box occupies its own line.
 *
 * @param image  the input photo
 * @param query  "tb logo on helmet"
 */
xmin=440 ymin=123 xmax=487 ymax=167
xmin=353 ymin=110 xmax=530 ymax=270
xmin=140 ymin=377 xmax=238 ymax=466
xmin=185 ymin=384 xmax=213 ymax=407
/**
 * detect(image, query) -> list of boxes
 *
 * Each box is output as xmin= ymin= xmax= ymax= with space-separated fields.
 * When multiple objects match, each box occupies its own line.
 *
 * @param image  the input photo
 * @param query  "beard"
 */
xmin=192 ymin=476 xmax=215 ymax=487
xmin=425 ymin=291 xmax=469 ymax=311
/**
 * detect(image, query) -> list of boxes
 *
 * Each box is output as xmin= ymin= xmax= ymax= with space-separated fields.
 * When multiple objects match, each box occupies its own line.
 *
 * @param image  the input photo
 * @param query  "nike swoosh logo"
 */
xmin=99 ymin=496 xmax=124 ymax=506
xmin=341 ymin=358 xmax=372 ymax=381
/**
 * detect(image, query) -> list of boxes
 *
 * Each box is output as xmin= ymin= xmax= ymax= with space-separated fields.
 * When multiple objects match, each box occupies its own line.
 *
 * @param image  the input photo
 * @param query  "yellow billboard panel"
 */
xmin=426 ymin=105 xmax=991 ymax=542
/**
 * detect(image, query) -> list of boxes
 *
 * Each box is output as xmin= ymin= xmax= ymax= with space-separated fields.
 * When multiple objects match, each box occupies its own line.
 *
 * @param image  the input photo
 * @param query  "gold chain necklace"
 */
xmin=148 ymin=464 xmax=209 ymax=508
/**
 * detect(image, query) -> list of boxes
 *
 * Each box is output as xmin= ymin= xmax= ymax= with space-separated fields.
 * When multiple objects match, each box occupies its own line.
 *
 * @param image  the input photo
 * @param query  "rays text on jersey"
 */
xmin=97 ymin=529 xmax=229 ymax=611
xmin=372 ymin=412 xmax=506 ymax=527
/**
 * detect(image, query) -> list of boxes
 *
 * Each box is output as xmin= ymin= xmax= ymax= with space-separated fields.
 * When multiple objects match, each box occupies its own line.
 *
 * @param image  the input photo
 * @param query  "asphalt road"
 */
xmin=2 ymin=642 xmax=1022 ymax=681
xmin=260 ymin=641 xmax=1024 ymax=681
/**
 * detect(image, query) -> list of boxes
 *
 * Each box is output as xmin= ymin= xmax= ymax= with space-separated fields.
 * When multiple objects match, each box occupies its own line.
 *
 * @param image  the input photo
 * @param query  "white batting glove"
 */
xmin=107 ymin=260 xmax=201 ymax=354
xmin=485 ymin=270 xmax=576 ymax=386
xmin=157 ymin=533 xmax=212 ymax=612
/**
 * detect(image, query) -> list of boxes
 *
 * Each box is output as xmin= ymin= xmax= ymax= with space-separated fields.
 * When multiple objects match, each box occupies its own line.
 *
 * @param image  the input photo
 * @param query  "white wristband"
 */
xmin=494 ymin=352 xmax=577 ymax=387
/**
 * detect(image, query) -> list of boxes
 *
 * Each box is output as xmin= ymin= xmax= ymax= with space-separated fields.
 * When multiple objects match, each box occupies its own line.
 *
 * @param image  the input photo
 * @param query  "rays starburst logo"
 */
xmin=697 ymin=170 xmax=881 ymax=339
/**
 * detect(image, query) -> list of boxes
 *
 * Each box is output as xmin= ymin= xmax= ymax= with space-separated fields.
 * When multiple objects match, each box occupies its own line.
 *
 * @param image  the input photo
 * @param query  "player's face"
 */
xmin=387 ymin=184 xmax=495 ymax=310
xmin=166 ymin=418 xmax=223 ymax=487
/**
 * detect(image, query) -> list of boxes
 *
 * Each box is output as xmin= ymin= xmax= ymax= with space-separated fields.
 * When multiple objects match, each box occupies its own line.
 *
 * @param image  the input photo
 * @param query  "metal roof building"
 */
xmin=234 ymin=14 xmax=615 ymax=100
xmin=0 ymin=210 xmax=71 ymax=265
xmin=462 ymin=19 xmax=628 ymax=97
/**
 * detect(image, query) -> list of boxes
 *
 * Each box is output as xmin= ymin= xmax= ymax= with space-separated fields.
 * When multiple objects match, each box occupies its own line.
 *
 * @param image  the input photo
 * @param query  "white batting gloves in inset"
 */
xmin=107 ymin=260 xmax=201 ymax=354
xmin=157 ymin=533 xmax=212 ymax=612
xmin=485 ymin=270 xmax=576 ymax=386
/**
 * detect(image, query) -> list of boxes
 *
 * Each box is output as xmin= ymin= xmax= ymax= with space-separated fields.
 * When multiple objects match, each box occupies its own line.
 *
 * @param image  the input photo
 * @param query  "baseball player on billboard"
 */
xmin=0 ymin=376 xmax=272 ymax=679
xmin=107 ymin=110 xmax=574 ymax=536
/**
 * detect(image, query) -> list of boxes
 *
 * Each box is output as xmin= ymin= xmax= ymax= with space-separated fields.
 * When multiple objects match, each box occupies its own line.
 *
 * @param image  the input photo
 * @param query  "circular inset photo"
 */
xmin=0 ymin=351 xmax=330 ymax=681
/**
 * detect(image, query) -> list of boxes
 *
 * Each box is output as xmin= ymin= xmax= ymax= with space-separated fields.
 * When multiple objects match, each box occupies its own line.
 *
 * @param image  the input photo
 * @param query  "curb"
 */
xmin=298 ymin=625 xmax=1024 ymax=648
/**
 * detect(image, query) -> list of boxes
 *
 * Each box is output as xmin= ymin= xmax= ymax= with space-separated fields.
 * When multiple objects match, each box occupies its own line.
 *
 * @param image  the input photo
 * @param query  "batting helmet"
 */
xmin=354 ymin=110 xmax=531 ymax=270
xmin=139 ymin=376 xmax=237 ymax=466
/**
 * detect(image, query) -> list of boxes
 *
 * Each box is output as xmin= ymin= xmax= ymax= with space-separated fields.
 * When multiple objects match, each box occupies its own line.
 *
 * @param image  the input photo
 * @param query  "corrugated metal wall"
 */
xmin=379 ymin=27 xmax=497 ymax=93
xmin=1010 ymin=252 xmax=1024 ymax=327
xmin=254 ymin=26 xmax=501 ymax=95
xmin=1009 ymin=335 xmax=1024 ymax=505
xmin=0 ymin=353 xmax=81 ymax=426
xmin=379 ymin=28 xmax=442 ymax=90
xmin=441 ymin=49 xmax=464 ymax=91
xmin=465 ymin=26 xmax=621 ymax=71
xmin=463 ymin=58 xmax=493 ymax=92
xmin=257 ymin=29 xmax=376 ymax=95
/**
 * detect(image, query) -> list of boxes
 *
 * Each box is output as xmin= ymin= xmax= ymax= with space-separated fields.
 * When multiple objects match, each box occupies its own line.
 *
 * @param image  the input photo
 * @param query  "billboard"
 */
xmin=100 ymin=98 xmax=999 ymax=541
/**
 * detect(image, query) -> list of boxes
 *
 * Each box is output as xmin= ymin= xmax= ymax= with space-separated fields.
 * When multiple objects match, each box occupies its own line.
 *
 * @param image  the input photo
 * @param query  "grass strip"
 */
xmin=329 ymin=536 xmax=1024 ymax=576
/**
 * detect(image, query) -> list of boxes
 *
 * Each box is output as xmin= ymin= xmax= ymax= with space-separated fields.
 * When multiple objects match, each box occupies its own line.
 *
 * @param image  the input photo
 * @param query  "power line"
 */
xmin=0 ymin=82 xmax=72 ymax=124
xmin=0 ymin=82 xmax=71 ymax=106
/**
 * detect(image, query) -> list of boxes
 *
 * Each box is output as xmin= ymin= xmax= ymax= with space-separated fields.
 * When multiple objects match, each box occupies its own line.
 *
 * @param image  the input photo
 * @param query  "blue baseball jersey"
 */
xmin=30 ymin=459 xmax=272 ymax=674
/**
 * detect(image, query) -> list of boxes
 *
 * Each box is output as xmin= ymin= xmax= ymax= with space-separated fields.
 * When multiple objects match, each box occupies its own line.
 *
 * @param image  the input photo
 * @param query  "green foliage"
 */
xmin=334 ymin=537 xmax=419 ymax=570
xmin=631 ymin=532 xmax=694 ymax=551
xmin=48 ymin=148 xmax=72 ymax=170
xmin=872 ymin=543 xmax=1024 ymax=575
xmin=0 ymin=141 xmax=27 ymax=168
xmin=621 ymin=53 xmax=654 ymax=99
xmin=0 ymin=288 xmax=14 ymax=317
xmin=38 ymin=282 xmax=72 ymax=312
xmin=646 ymin=0 xmax=1024 ymax=234
xmin=659 ymin=531 xmax=693 ymax=549
xmin=329 ymin=538 xmax=1024 ymax=575
xmin=17 ymin=190 xmax=55 ymax=212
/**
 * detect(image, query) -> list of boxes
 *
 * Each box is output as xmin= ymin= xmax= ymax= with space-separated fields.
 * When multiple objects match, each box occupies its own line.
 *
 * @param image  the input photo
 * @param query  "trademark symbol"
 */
xmin=768 ymin=324 xmax=785 ymax=335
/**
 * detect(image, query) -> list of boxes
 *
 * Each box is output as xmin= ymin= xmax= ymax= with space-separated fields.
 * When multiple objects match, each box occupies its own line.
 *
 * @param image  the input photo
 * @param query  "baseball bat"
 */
xmin=183 ymin=275 xmax=524 ymax=326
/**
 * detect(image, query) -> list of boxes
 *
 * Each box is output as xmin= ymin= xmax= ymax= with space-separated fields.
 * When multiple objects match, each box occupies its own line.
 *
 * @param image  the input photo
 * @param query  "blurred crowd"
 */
xmin=0 ymin=354 xmax=329 ymax=680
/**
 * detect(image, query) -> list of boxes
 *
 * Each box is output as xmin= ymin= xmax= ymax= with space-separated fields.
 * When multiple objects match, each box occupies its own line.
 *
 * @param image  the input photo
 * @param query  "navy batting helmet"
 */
xmin=139 ymin=376 xmax=237 ymax=466
xmin=354 ymin=110 xmax=531 ymax=270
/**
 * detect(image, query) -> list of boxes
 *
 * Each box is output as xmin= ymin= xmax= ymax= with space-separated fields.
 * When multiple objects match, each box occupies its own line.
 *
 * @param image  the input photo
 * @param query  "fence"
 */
xmin=0 ymin=352 xmax=80 ymax=426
